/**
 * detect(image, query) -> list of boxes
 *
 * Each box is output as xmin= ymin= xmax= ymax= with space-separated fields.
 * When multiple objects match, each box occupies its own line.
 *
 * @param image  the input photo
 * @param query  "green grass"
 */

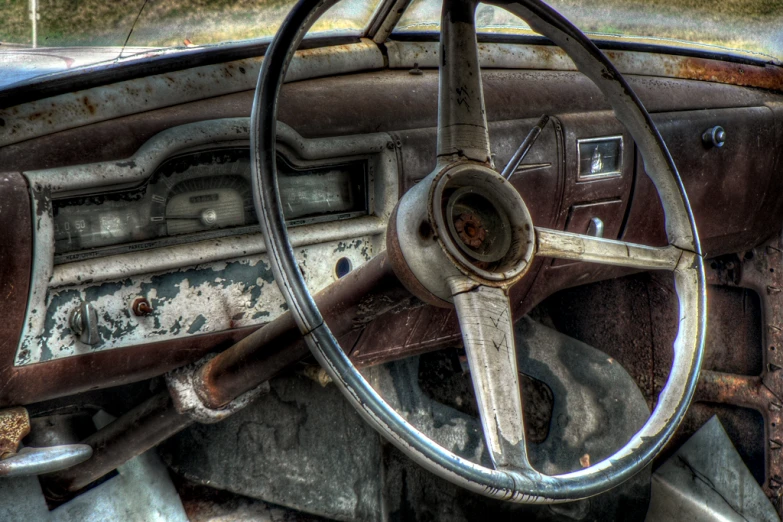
xmin=396 ymin=0 xmax=783 ymax=61
xmin=549 ymin=0 xmax=783 ymax=59
xmin=0 ymin=0 xmax=377 ymax=47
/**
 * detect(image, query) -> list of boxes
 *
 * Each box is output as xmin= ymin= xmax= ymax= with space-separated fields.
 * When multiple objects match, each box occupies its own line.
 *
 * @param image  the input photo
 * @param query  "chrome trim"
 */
xmin=575 ymin=135 xmax=624 ymax=181
xmin=0 ymin=445 xmax=93 ymax=477
xmin=50 ymin=217 xmax=386 ymax=288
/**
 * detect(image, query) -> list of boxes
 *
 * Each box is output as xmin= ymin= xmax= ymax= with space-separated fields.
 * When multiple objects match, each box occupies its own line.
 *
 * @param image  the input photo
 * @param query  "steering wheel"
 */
xmin=250 ymin=0 xmax=706 ymax=503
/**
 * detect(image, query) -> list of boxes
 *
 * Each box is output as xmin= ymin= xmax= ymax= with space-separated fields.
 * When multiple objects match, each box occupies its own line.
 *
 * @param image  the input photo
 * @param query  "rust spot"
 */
xmin=81 ymin=96 xmax=95 ymax=115
xmin=676 ymin=57 xmax=783 ymax=92
xmin=131 ymin=297 xmax=153 ymax=317
xmin=303 ymin=365 xmax=332 ymax=387
xmin=0 ymin=407 xmax=30 ymax=458
xmin=454 ymin=212 xmax=487 ymax=248
xmin=579 ymin=453 xmax=590 ymax=468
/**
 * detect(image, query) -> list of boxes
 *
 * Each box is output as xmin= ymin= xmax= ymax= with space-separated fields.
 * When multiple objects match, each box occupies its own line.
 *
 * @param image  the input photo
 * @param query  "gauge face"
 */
xmin=53 ymin=192 xmax=144 ymax=253
xmin=163 ymin=176 xmax=251 ymax=236
xmin=52 ymin=148 xmax=369 ymax=262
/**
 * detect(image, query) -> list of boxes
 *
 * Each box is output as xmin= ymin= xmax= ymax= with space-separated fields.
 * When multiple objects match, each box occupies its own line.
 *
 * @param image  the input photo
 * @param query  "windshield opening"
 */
xmin=396 ymin=0 xmax=783 ymax=63
xmin=0 ymin=0 xmax=382 ymax=86
xmin=2 ymin=0 xmax=782 ymax=88
xmin=0 ymin=0 xmax=380 ymax=49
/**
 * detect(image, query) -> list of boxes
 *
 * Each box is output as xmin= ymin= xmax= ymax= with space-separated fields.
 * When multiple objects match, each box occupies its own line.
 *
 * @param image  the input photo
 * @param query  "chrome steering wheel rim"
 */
xmin=251 ymin=0 xmax=707 ymax=503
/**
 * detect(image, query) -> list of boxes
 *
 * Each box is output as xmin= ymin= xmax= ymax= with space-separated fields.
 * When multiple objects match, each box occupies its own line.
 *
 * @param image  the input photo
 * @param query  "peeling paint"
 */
xmin=16 ymin=120 xmax=399 ymax=367
xmin=18 ymin=238 xmax=373 ymax=364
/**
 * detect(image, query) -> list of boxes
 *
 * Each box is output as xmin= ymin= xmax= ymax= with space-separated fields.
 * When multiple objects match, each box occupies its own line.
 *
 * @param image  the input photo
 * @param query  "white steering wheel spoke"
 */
xmin=535 ymin=227 xmax=684 ymax=271
xmin=438 ymin=0 xmax=492 ymax=165
xmin=448 ymin=276 xmax=531 ymax=471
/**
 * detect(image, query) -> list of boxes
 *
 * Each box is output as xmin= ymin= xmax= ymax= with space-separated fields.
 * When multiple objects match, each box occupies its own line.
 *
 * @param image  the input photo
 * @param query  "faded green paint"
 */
xmin=24 ymin=237 xmax=372 ymax=363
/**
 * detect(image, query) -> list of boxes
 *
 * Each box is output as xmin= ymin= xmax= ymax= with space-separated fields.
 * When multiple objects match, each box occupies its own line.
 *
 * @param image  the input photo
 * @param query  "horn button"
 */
xmin=429 ymin=162 xmax=535 ymax=285
xmin=448 ymin=189 xmax=509 ymax=264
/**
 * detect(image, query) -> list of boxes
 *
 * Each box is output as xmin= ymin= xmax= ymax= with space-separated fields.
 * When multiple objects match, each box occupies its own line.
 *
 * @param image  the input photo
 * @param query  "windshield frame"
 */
xmin=0 ymin=0 xmax=779 ymax=107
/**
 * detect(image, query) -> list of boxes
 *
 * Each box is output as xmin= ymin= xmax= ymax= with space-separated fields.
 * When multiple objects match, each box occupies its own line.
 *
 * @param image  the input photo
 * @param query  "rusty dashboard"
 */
xmin=1 ymin=49 xmax=783 ymax=406
xmin=17 ymin=119 xmax=398 ymax=368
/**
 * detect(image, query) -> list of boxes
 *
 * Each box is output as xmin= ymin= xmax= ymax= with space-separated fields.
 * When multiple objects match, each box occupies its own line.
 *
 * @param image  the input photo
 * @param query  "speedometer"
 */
xmin=162 ymin=176 xmax=251 ymax=236
xmin=52 ymin=148 xmax=369 ymax=263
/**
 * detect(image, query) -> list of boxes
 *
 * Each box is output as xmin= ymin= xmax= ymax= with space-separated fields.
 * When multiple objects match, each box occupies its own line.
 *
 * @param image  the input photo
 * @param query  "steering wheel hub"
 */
xmin=430 ymin=162 xmax=535 ymax=283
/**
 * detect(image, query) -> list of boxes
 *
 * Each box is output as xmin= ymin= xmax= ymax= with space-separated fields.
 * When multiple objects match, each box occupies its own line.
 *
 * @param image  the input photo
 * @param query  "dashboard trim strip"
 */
xmin=50 ymin=217 xmax=386 ymax=288
xmin=385 ymin=40 xmax=783 ymax=93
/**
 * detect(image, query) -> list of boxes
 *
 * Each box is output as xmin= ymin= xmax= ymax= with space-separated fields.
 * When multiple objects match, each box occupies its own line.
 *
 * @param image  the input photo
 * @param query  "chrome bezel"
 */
xmin=576 ymin=135 xmax=624 ymax=181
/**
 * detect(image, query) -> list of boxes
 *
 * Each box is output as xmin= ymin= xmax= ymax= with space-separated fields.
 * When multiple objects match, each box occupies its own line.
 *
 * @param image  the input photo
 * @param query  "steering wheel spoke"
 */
xmin=448 ymin=276 xmax=531 ymax=470
xmin=438 ymin=0 xmax=492 ymax=164
xmin=535 ymin=227 xmax=684 ymax=271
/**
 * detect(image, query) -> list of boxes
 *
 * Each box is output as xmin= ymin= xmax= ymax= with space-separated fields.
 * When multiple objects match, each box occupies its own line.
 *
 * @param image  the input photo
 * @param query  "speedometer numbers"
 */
xmin=161 ymin=176 xmax=250 ymax=236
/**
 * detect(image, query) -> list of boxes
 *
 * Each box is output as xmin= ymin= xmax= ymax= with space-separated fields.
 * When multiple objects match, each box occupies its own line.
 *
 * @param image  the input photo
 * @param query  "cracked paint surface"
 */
xmin=16 ymin=238 xmax=373 ymax=365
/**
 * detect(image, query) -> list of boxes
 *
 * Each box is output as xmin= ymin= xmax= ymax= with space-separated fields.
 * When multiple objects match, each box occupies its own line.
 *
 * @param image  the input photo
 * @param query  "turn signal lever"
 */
xmin=501 ymin=114 xmax=550 ymax=180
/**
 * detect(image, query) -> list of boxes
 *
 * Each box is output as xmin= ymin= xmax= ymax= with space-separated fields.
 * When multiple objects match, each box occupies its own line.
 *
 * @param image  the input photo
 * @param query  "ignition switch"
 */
xmin=70 ymin=301 xmax=99 ymax=345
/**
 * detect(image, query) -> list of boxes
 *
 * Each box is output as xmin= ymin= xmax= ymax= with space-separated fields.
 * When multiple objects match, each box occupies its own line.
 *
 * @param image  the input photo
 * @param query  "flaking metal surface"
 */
xmin=18 ymin=120 xmax=397 ymax=366
xmin=698 ymin=235 xmax=783 ymax=515
xmin=387 ymin=40 xmax=783 ymax=94
xmin=18 ymin=238 xmax=372 ymax=365
xmin=0 ymin=407 xmax=29 ymax=457
xmin=0 ymin=40 xmax=384 ymax=148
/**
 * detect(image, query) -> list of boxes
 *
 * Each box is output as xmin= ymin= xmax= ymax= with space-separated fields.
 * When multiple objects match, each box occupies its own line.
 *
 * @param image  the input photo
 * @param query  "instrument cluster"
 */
xmin=53 ymin=148 xmax=368 ymax=263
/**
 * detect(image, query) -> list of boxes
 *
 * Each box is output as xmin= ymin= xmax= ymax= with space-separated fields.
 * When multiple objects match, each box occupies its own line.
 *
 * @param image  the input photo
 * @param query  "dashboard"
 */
xmin=1 ymin=40 xmax=783 ymax=406
xmin=17 ymin=119 xmax=397 ymax=366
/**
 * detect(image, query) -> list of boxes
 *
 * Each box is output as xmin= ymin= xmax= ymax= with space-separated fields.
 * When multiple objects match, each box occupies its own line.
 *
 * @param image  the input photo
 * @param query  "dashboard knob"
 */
xmin=702 ymin=126 xmax=726 ymax=148
xmin=200 ymin=208 xmax=218 ymax=227
xmin=70 ymin=301 xmax=99 ymax=345
xmin=132 ymin=297 xmax=153 ymax=317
